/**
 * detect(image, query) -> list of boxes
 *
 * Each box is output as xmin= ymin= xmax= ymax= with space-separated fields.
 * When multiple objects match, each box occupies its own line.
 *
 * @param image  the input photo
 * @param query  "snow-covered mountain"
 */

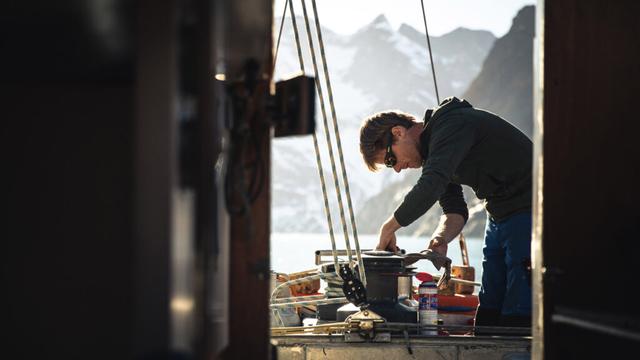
xmin=271 ymin=15 xmax=496 ymax=234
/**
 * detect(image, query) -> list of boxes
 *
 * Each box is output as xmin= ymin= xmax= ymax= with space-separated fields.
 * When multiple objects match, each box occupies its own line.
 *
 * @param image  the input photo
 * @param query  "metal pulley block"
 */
xmin=339 ymin=264 xmax=367 ymax=308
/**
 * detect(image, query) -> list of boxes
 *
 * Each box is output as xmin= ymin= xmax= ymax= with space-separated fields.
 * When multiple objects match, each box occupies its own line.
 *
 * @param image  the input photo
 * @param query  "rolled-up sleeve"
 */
xmin=393 ymin=115 xmax=474 ymax=226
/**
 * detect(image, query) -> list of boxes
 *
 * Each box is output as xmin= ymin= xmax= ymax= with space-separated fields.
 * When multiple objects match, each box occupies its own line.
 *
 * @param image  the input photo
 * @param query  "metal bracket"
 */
xmin=270 ymin=74 xmax=316 ymax=137
xmin=344 ymin=309 xmax=389 ymax=343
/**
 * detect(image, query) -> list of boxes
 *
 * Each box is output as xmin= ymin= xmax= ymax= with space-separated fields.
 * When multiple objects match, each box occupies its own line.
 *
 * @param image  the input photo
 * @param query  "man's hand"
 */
xmin=376 ymin=215 xmax=402 ymax=252
xmin=377 ymin=231 xmax=398 ymax=252
xmin=427 ymin=237 xmax=448 ymax=257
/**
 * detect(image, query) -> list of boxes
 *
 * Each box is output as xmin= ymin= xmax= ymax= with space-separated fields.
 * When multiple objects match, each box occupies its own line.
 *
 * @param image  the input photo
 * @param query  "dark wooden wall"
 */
xmin=1 ymin=0 xmax=215 ymax=357
xmin=540 ymin=0 xmax=640 ymax=357
xmin=2 ymin=0 xmax=273 ymax=358
xmin=2 ymin=1 xmax=138 ymax=357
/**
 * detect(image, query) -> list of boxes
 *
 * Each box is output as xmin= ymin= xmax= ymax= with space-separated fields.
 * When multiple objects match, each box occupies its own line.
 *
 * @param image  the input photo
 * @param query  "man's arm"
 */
xmin=376 ymin=215 xmax=402 ymax=251
xmin=376 ymin=211 xmax=466 ymax=253
xmin=429 ymin=182 xmax=468 ymax=255
xmin=427 ymin=213 xmax=465 ymax=256
xmin=377 ymin=175 xmax=469 ymax=253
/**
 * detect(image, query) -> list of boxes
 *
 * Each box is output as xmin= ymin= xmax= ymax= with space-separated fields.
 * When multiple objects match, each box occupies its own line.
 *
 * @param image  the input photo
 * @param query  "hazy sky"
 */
xmin=275 ymin=0 xmax=536 ymax=37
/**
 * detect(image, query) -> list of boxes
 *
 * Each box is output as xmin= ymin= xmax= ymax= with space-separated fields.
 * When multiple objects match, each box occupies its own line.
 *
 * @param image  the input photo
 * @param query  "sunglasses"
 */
xmin=384 ymin=131 xmax=397 ymax=168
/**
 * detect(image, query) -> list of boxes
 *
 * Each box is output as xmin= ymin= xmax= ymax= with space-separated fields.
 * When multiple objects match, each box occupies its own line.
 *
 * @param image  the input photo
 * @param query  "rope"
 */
xmin=270 ymin=297 xmax=348 ymax=309
xmin=271 ymin=294 xmax=326 ymax=304
xmin=272 ymin=0 xmax=367 ymax=289
xmin=298 ymin=0 xmax=357 ymax=271
xmin=287 ymin=0 xmax=340 ymax=275
xmin=309 ymin=0 xmax=367 ymax=287
xmin=272 ymin=0 xmax=290 ymax=77
xmin=272 ymin=322 xmax=532 ymax=336
xmin=420 ymin=0 xmax=440 ymax=104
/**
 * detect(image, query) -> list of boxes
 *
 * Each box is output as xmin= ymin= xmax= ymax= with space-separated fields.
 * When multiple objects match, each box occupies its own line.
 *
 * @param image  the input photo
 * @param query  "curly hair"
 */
xmin=359 ymin=111 xmax=418 ymax=171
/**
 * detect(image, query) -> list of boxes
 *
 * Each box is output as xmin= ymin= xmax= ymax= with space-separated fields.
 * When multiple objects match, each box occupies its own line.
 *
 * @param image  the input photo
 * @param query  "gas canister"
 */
xmin=417 ymin=272 xmax=438 ymax=335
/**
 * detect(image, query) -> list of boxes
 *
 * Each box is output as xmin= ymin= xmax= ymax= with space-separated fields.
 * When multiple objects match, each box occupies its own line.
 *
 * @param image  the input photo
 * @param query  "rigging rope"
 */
xmin=419 ymin=1 xmax=471 ymax=253
xmin=287 ymin=0 xmax=340 ymax=275
xmin=298 ymin=0 xmax=355 ymax=271
xmin=420 ymin=0 xmax=440 ymax=104
xmin=271 ymin=1 xmax=456 ymax=317
xmin=271 ymin=0 xmax=369 ymax=287
xmin=308 ymin=0 xmax=366 ymax=287
xmin=271 ymin=0 xmax=290 ymax=77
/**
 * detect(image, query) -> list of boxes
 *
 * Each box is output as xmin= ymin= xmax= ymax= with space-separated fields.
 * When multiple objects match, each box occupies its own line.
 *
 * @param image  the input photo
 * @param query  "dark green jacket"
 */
xmin=394 ymin=97 xmax=532 ymax=226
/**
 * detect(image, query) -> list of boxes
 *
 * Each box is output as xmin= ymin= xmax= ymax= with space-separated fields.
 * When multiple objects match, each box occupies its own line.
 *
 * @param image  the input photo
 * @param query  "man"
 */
xmin=359 ymin=96 xmax=532 ymax=327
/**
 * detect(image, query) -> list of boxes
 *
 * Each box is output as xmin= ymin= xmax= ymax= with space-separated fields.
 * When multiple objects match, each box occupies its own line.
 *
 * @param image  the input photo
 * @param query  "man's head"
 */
xmin=359 ymin=111 xmax=423 ymax=173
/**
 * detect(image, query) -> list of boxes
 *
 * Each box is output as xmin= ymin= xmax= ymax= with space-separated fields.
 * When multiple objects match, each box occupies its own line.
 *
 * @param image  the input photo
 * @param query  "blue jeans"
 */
xmin=478 ymin=211 xmax=532 ymax=317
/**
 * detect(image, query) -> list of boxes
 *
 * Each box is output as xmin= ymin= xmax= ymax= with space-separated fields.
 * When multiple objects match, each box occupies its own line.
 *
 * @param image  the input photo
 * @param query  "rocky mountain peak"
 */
xmin=463 ymin=5 xmax=535 ymax=137
xmin=371 ymin=14 xmax=391 ymax=27
xmin=510 ymin=5 xmax=535 ymax=35
xmin=351 ymin=13 xmax=393 ymax=36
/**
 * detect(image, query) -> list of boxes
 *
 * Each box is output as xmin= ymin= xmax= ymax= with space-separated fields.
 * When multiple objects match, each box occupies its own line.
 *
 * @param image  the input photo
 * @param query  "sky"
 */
xmin=275 ymin=0 xmax=536 ymax=37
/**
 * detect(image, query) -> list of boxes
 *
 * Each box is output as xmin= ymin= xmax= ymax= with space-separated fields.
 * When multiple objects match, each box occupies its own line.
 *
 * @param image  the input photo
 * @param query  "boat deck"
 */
xmin=273 ymin=334 xmax=531 ymax=359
